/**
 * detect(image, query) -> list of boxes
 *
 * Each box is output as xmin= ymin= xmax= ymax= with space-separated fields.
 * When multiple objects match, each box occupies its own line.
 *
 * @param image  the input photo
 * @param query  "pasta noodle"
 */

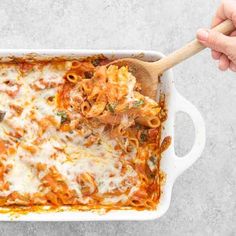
xmin=66 ymin=72 xmax=81 ymax=83
xmin=71 ymin=60 xmax=81 ymax=69
xmin=0 ymin=56 xmax=171 ymax=213
xmin=81 ymin=101 xmax=91 ymax=115
xmin=136 ymin=116 xmax=161 ymax=128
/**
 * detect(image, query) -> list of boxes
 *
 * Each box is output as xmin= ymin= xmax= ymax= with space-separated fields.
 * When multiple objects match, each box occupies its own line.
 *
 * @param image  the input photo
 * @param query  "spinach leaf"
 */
xmin=107 ymin=103 xmax=116 ymax=113
xmin=56 ymin=111 xmax=68 ymax=124
xmin=133 ymin=99 xmax=144 ymax=108
xmin=140 ymin=132 xmax=147 ymax=142
xmin=0 ymin=110 xmax=6 ymax=122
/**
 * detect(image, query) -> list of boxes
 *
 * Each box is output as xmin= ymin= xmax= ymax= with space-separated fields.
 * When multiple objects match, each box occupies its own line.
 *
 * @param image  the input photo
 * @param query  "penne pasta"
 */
xmin=71 ymin=60 xmax=81 ymax=69
xmin=0 ymin=56 xmax=170 ymax=213
xmin=81 ymin=101 xmax=91 ymax=115
xmin=66 ymin=72 xmax=81 ymax=83
xmin=136 ymin=116 xmax=161 ymax=128
xmin=128 ymin=137 xmax=139 ymax=149
xmin=77 ymin=173 xmax=97 ymax=196
xmin=81 ymin=80 xmax=92 ymax=94
xmin=86 ymin=101 xmax=106 ymax=118
xmin=110 ymin=125 xmax=126 ymax=138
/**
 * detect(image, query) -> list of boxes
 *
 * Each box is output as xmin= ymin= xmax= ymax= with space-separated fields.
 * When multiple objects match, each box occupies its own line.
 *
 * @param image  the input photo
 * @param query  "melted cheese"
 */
xmin=126 ymin=73 xmax=136 ymax=102
xmin=0 ymin=62 xmax=141 ymax=205
xmin=0 ymin=66 xmax=19 ymax=83
xmin=0 ymin=84 xmax=18 ymax=92
xmin=4 ymin=157 xmax=40 ymax=195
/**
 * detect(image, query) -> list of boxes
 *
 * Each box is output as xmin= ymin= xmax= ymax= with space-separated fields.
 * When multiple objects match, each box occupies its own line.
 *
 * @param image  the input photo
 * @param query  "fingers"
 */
xmin=211 ymin=31 xmax=236 ymax=60
xmin=212 ymin=0 xmax=236 ymax=27
xmin=213 ymin=54 xmax=236 ymax=72
xmin=196 ymin=29 xmax=233 ymax=54
xmin=212 ymin=3 xmax=225 ymax=27
xmin=203 ymin=0 xmax=236 ymax=72
xmin=211 ymin=50 xmax=222 ymax=60
xmin=219 ymin=54 xmax=230 ymax=70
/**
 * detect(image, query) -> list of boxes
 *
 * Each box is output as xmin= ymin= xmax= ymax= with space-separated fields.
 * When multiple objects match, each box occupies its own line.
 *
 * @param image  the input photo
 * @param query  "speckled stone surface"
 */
xmin=0 ymin=0 xmax=235 ymax=235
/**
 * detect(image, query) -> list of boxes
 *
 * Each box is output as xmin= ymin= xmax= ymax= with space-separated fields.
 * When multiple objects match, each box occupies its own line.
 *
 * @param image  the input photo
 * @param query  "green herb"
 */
xmin=135 ymin=123 xmax=142 ymax=130
xmin=140 ymin=132 xmax=147 ymax=142
xmin=0 ymin=110 xmax=6 ymax=122
xmin=56 ymin=111 xmax=68 ymax=124
xmin=133 ymin=99 xmax=144 ymax=108
xmin=149 ymin=155 xmax=157 ymax=165
xmin=107 ymin=103 xmax=116 ymax=113
xmin=91 ymin=59 xmax=100 ymax=67
xmin=147 ymin=155 xmax=157 ymax=173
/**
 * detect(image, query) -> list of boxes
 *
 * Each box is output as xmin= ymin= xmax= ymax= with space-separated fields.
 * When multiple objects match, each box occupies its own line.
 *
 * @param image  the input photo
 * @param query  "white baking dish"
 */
xmin=0 ymin=49 xmax=205 ymax=221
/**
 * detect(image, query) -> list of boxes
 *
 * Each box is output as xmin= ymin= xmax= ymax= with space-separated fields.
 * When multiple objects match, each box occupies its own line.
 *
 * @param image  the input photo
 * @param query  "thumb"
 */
xmin=197 ymin=28 xmax=233 ymax=54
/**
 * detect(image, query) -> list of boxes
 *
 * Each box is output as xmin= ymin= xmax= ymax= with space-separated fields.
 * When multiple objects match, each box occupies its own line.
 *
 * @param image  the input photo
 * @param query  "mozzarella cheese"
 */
xmin=0 ymin=62 xmax=140 ymax=204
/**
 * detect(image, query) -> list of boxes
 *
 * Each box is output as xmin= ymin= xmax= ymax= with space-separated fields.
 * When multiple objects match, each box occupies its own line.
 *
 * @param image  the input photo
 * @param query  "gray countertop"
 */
xmin=0 ymin=0 xmax=235 ymax=235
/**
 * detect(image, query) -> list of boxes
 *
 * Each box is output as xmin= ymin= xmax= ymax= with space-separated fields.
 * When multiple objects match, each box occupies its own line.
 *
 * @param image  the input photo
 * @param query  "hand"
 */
xmin=196 ymin=0 xmax=236 ymax=72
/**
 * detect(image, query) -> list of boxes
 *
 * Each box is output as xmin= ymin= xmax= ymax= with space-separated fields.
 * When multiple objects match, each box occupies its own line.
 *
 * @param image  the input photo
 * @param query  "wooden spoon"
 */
xmin=109 ymin=19 xmax=235 ymax=99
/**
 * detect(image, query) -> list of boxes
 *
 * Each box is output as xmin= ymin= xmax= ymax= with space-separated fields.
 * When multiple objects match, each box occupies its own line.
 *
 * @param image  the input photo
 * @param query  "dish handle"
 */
xmin=172 ymin=92 xmax=206 ymax=178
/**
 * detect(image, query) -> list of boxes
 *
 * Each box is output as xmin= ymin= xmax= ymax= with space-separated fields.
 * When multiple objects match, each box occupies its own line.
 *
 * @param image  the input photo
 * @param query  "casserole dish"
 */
xmin=0 ymin=49 xmax=205 ymax=221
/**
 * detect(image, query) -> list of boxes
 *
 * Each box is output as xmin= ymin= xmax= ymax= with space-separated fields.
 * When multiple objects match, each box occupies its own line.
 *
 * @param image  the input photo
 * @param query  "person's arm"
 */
xmin=196 ymin=0 xmax=236 ymax=72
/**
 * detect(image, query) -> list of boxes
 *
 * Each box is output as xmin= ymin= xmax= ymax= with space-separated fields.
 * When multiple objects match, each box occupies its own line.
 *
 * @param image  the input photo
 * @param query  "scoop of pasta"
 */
xmin=64 ymin=65 xmax=163 ymax=138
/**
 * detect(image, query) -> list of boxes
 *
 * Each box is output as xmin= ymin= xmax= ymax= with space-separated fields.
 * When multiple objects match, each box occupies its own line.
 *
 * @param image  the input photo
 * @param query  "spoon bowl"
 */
xmin=108 ymin=19 xmax=235 ymax=100
xmin=108 ymin=58 xmax=159 ymax=99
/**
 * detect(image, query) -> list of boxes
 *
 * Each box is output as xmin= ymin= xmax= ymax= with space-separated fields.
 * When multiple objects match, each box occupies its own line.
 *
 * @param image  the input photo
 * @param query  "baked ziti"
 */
xmin=0 ymin=56 xmax=170 ymax=212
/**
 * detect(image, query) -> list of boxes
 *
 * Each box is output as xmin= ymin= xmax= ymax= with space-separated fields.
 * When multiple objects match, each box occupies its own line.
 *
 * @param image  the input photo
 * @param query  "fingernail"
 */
xmin=197 ymin=29 xmax=209 ymax=41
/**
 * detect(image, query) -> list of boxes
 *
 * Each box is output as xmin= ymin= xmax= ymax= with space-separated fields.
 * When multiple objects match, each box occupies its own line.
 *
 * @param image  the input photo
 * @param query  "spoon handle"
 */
xmin=155 ymin=19 xmax=235 ymax=72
